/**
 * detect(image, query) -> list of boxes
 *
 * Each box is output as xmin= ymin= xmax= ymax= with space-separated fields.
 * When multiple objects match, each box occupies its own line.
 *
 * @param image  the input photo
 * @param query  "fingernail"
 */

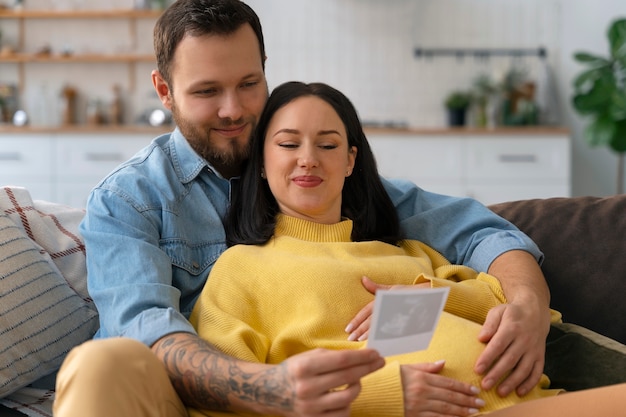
xmin=482 ymin=378 xmax=493 ymax=390
xmin=475 ymin=364 xmax=486 ymax=374
xmin=357 ymin=334 xmax=367 ymax=341
xmin=475 ymin=398 xmax=486 ymax=407
xmin=345 ymin=323 xmax=354 ymax=333
xmin=468 ymin=408 xmax=479 ymax=414
xmin=470 ymin=386 xmax=480 ymax=395
xmin=347 ymin=332 xmax=358 ymax=341
xmin=434 ymin=359 xmax=446 ymax=365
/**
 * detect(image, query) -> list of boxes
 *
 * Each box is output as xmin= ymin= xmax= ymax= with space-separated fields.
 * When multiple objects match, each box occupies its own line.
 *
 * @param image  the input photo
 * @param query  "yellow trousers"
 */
xmin=54 ymin=337 xmax=626 ymax=417
xmin=54 ymin=337 xmax=187 ymax=417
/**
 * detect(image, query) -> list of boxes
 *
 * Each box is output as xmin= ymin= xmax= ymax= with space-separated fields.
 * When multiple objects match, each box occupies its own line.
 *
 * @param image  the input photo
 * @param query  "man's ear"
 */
xmin=151 ymin=69 xmax=173 ymax=110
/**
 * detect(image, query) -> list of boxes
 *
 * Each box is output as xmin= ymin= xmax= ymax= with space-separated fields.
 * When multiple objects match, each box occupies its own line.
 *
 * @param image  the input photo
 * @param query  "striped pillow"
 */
xmin=0 ymin=213 xmax=98 ymax=398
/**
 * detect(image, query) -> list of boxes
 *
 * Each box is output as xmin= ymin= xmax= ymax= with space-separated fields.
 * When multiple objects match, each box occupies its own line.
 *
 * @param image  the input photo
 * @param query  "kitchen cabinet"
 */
xmin=368 ymin=129 xmax=571 ymax=205
xmin=0 ymin=128 xmax=159 ymax=207
xmin=54 ymin=133 xmax=156 ymax=207
xmin=0 ymin=127 xmax=571 ymax=208
xmin=0 ymin=134 xmax=55 ymax=201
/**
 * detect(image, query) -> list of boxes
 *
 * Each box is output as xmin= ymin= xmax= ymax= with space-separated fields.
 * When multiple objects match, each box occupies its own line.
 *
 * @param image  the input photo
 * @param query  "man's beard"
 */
xmin=171 ymin=102 xmax=252 ymax=177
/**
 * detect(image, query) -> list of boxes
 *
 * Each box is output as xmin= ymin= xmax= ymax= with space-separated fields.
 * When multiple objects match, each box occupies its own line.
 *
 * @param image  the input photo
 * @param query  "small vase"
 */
xmin=447 ymin=108 xmax=466 ymax=127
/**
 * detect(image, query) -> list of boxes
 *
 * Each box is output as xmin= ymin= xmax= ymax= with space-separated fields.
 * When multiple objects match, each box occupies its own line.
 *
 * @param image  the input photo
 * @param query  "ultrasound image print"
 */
xmin=373 ymin=293 xmax=442 ymax=340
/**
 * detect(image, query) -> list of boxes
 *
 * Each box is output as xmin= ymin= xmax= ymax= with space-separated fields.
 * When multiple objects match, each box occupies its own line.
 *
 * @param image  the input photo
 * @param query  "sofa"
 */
xmin=1 ymin=186 xmax=625 ymax=416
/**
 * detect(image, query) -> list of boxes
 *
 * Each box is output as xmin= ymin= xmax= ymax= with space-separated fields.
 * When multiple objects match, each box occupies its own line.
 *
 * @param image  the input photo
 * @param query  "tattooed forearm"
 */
xmin=152 ymin=332 xmax=294 ymax=413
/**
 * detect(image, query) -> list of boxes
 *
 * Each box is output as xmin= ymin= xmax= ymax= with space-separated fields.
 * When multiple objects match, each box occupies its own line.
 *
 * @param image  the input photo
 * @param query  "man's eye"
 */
xmin=242 ymin=81 xmax=259 ymax=88
xmin=196 ymin=88 xmax=218 ymax=96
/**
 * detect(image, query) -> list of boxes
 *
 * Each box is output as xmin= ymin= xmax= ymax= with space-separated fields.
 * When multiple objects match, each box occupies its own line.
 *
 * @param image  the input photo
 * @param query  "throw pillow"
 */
xmin=0 ymin=212 xmax=98 ymax=398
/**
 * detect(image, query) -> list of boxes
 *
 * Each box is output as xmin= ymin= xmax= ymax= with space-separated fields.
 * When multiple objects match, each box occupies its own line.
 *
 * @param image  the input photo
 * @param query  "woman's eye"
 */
xmin=279 ymin=143 xmax=298 ymax=149
xmin=320 ymin=144 xmax=338 ymax=150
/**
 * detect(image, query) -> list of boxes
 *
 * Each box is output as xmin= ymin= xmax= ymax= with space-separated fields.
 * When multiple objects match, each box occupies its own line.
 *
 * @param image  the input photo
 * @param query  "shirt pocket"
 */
xmin=160 ymin=238 xmax=225 ymax=276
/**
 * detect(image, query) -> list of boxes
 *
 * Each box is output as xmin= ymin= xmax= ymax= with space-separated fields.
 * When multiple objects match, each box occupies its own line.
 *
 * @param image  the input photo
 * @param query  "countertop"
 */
xmin=0 ymin=124 xmax=570 ymax=136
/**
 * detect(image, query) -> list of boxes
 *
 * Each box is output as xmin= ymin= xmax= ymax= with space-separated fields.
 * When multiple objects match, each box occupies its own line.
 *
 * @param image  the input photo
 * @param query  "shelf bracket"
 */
xmin=413 ymin=47 xmax=547 ymax=61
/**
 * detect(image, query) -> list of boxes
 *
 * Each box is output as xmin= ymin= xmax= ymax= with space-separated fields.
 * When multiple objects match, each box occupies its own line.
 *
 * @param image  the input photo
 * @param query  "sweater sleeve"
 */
xmin=404 ymin=240 xmax=507 ymax=324
xmin=189 ymin=251 xmax=271 ymax=364
xmin=350 ymin=360 xmax=404 ymax=417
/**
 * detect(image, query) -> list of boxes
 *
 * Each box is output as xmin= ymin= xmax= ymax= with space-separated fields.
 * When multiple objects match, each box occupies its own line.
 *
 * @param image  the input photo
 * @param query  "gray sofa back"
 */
xmin=490 ymin=195 xmax=626 ymax=345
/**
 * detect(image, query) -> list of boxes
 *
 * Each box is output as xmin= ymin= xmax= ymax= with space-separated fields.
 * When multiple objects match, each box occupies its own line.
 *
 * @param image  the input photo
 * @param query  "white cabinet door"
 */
xmin=466 ymin=137 xmax=570 ymax=181
xmin=368 ymin=134 xmax=466 ymax=197
xmin=54 ymin=134 xmax=154 ymax=207
xmin=465 ymin=136 xmax=571 ymax=204
xmin=0 ymin=135 xmax=55 ymax=201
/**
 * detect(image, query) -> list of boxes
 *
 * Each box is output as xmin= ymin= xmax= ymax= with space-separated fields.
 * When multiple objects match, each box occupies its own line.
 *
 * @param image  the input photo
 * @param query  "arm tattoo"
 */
xmin=154 ymin=333 xmax=295 ymax=412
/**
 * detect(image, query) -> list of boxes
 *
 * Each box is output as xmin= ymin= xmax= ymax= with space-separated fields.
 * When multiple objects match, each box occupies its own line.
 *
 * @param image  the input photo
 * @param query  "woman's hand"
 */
xmin=401 ymin=361 xmax=485 ymax=417
xmin=345 ymin=276 xmax=430 ymax=342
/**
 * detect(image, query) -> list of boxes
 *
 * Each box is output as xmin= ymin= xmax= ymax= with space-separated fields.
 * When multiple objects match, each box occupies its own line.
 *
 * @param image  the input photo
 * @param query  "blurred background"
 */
xmin=1 ymin=0 xmax=624 ymax=202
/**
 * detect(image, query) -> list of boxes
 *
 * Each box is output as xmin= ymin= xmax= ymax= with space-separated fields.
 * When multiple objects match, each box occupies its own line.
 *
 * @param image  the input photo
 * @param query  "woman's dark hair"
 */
xmin=226 ymin=81 xmax=402 ymax=246
xmin=154 ymin=0 xmax=265 ymax=86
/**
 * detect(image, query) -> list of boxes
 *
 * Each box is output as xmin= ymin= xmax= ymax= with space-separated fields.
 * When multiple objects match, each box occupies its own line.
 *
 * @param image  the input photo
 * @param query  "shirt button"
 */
xmin=192 ymin=261 xmax=200 ymax=269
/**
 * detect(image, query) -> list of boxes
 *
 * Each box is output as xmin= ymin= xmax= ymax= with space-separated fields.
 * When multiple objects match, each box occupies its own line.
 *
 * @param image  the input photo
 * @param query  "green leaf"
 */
xmin=572 ymin=75 xmax=615 ymax=113
xmin=609 ymin=119 xmax=626 ymax=152
xmin=608 ymin=18 xmax=626 ymax=58
xmin=584 ymin=115 xmax=616 ymax=147
xmin=572 ymin=67 xmax=609 ymax=92
xmin=610 ymin=90 xmax=626 ymax=120
xmin=573 ymin=52 xmax=610 ymax=65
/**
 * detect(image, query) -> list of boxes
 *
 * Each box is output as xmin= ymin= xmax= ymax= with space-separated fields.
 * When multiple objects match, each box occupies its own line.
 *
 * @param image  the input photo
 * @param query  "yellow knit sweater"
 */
xmin=189 ymin=215 xmax=559 ymax=417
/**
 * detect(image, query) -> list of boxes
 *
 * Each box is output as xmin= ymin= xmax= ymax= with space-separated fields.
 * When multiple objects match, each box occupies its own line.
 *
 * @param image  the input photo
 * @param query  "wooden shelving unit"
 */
xmin=0 ymin=9 xmax=161 ymax=91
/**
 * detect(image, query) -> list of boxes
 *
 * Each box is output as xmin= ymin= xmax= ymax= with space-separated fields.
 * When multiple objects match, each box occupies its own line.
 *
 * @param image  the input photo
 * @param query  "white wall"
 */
xmin=2 ymin=0 xmax=624 ymax=196
xmin=556 ymin=0 xmax=625 ymax=196
xmin=249 ymin=0 xmax=625 ymax=196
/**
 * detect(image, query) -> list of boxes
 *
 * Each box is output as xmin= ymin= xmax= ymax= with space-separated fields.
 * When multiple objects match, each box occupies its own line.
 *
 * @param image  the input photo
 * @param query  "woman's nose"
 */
xmin=297 ymin=144 xmax=319 ymax=168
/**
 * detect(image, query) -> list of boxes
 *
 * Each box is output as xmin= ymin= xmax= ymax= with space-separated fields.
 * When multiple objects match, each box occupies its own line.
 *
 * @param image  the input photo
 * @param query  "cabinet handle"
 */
xmin=0 ymin=152 xmax=22 ymax=161
xmin=498 ymin=154 xmax=537 ymax=163
xmin=84 ymin=152 xmax=124 ymax=162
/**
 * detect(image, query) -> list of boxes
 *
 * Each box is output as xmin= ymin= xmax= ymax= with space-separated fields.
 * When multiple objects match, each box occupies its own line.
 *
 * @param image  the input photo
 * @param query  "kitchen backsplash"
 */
xmin=0 ymin=0 xmax=561 ymax=127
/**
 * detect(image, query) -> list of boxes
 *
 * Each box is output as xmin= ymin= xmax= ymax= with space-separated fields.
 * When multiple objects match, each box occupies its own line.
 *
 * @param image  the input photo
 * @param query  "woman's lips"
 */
xmin=293 ymin=176 xmax=322 ymax=187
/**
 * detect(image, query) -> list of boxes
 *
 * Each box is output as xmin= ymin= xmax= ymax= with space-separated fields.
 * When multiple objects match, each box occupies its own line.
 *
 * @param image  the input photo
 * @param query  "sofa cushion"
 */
xmin=0 ymin=212 xmax=98 ymax=398
xmin=489 ymin=195 xmax=626 ymax=345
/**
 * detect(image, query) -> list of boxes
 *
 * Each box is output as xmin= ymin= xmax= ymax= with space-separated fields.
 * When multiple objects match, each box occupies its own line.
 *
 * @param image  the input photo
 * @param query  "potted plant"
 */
xmin=571 ymin=17 xmax=626 ymax=194
xmin=444 ymin=90 xmax=471 ymax=127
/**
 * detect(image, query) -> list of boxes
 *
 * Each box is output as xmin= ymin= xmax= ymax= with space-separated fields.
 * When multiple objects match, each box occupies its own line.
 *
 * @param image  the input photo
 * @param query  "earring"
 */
xmin=346 ymin=169 xmax=351 ymax=176
xmin=261 ymin=169 xmax=266 ymax=179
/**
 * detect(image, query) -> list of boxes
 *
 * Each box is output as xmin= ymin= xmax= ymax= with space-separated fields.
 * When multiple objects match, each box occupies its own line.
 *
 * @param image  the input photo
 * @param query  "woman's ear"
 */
xmin=347 ymin=146 xmax=357 ymax=176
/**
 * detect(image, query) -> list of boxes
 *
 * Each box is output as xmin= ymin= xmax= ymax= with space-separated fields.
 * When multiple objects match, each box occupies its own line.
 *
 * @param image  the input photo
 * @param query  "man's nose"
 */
xmin=218 ymin=91 xmax=244 ymax=121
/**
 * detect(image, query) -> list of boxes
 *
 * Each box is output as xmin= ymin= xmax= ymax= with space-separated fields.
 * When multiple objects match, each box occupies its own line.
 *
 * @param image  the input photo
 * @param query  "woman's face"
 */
xmin=263 ymin=96 xmax=357 ymax=224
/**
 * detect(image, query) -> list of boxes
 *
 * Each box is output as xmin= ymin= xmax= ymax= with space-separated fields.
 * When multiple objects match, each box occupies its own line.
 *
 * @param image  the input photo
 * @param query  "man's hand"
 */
xmin=153 ymin=332 xmax=385 ymax=417
xmin=476 ymin=250 xmax=552 ymax=397
xmin=344 ymin=276 xmax=430 ymax=342
xmin=282 ymin=348 xmax=385 ymax=417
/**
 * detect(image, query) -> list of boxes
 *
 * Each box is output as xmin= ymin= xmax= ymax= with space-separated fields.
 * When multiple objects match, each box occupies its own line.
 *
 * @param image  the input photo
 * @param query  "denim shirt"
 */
xmin=81 ymin=128 xmax=542 ymax=346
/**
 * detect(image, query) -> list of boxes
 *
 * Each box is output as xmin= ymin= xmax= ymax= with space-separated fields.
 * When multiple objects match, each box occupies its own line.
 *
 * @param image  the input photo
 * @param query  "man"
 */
xmin=53 ymin=1 xmax=551 ymax=416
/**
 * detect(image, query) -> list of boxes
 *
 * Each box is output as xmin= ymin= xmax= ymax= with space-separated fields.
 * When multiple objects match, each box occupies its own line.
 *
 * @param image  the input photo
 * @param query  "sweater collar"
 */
xmin=274 ymin=214 xmax=353 ymax=242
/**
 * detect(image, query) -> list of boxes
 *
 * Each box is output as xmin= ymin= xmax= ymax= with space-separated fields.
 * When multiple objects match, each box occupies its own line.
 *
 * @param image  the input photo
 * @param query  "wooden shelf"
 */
xmin=0 ymin=8 xmax=160 ymax=93
xmin=1 ymin=53 xmax=156 ymax=63
xmin=0 ymin=9 xmax=162 ymax=19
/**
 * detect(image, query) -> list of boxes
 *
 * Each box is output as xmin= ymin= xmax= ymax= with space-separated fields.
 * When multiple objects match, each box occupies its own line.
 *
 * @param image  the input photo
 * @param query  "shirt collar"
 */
xmin=168 ymin=127 xmax=232 ymax=183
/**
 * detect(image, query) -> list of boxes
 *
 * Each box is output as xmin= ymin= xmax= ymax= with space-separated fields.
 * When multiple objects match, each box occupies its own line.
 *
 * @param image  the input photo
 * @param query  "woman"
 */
xmin=189 ymin=81 xmax=625 ymax=417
